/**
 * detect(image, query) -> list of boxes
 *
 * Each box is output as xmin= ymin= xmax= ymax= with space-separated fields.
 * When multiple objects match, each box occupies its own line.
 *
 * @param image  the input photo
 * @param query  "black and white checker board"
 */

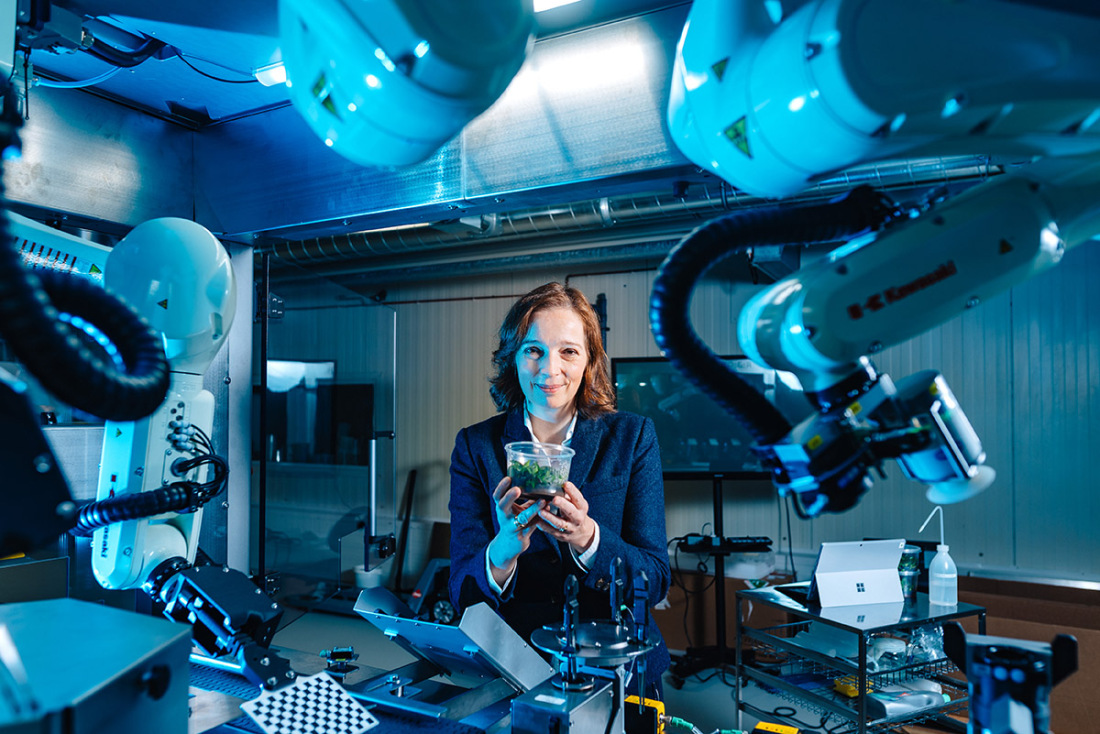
xmin=240 ymin=671 xmax=378 ymax=734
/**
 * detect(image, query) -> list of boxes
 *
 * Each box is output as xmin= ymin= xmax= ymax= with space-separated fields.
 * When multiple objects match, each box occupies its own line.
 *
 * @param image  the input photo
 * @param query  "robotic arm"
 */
xmin=657 ymin=0 xmax=1100 ymax=516
xmin=74 ymin=219 xmax=296 ymax=689
xmin=738 ymin=171 xmax=1100 ymax=515
xmin=279 ymin=0 xmax=534 ymax=167
xmin=668 ymin=0 xmax=1100 ymax=200
xmin=1 ymin=200 xmax=291 ymax=690
xmin=89 ymin=217 xmax=235 ymax=592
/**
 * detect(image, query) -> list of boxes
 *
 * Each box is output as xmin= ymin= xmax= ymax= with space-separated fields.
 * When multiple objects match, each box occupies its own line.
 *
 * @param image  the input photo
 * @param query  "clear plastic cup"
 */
xmin=899 ymin=545 xmax=921 ymax=572
xmin=505 ymin=441 xmax=574 ymax=503
xmin=899 ymin=569 xmax=919 ymax=601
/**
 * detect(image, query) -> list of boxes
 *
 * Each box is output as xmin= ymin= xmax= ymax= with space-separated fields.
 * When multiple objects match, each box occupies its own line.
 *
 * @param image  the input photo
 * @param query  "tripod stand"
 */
xmin=668 ymin=475 xmax=771 ymax=685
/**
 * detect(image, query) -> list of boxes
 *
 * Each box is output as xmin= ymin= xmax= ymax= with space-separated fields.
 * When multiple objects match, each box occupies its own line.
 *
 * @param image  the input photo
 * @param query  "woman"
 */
xmin=448 ymin=282 xmax=670 ymax=697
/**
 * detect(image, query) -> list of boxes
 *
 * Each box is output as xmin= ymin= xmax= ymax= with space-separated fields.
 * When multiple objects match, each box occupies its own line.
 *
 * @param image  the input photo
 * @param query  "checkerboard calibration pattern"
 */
xmin=240 ymin=671 xmax=379 ymax=734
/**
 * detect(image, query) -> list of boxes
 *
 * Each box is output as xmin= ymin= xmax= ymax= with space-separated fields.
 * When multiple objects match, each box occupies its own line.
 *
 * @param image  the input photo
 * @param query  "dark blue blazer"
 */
xmin=448 ymin=408 xmax=671 ymax=677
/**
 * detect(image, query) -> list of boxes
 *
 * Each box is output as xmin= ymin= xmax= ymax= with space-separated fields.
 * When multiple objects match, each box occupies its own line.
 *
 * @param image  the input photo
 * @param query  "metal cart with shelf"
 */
xmin=735 ymin=583 xmax=986 ymax=733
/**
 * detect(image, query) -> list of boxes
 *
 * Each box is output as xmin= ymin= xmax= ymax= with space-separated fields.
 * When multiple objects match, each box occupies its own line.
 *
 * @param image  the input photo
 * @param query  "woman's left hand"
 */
xmin=538 ymin=481 xmax=596 ymax=553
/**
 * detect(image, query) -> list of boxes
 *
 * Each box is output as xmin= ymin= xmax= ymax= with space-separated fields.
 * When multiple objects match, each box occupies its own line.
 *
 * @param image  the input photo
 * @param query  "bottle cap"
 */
xmin=937 ymin=544 xmax=949 ymax=551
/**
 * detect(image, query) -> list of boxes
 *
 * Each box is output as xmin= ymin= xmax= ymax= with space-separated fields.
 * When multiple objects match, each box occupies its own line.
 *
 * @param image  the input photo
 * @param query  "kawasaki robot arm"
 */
xmin=279 ymin=0 xmax=534 ymax=167
xmin=87 ymin=218 xmax=236 ymax=593
xmin=8 ymin=211 xmax=292 ymax=689
xmin=657 ymin=0 xmax=1100 ymax=516
xmin=72 ymin=219 xmax=295 ymax=689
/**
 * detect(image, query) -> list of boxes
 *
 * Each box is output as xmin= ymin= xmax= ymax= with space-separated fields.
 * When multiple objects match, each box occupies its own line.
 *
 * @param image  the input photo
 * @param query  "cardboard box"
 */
xmin=898 ymin=577 xmax=1099 ymax=734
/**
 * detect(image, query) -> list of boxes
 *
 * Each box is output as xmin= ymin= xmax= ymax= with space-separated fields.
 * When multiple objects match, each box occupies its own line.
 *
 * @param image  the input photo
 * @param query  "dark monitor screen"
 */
xmin=612 ymin=356 xmax=808 ymax=479
xmin=252 ymin=360 xmax=374 ymax=466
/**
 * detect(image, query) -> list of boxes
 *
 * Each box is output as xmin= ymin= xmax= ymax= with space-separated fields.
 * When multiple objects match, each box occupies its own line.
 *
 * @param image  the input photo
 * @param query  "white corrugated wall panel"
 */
xmin=1011 ymin=245 xmax=1099 ymax=579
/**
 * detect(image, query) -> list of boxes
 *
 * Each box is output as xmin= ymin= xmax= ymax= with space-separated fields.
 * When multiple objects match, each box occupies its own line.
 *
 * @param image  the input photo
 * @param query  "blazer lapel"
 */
xmin=500 ymin=409 xmax=530 ymax=457
xmin=565 ymin=415 xmax=604 ymax=489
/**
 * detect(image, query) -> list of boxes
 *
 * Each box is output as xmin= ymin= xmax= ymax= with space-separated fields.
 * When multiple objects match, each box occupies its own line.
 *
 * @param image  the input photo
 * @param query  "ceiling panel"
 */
xmin=29 ymin=13 xmax=288 ymax=126
xmin=28 ymin=1 xmax=686 ymax=128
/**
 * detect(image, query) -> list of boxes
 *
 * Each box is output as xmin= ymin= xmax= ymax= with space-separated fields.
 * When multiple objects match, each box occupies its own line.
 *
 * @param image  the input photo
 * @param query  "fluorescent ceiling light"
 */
xmin=534 ymin=0 xmax=582 ymax=12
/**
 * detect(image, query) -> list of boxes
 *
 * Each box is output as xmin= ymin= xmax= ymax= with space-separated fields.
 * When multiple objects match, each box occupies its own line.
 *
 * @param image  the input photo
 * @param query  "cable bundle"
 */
xmin=71 ymin=423 xmax=229 ymax=536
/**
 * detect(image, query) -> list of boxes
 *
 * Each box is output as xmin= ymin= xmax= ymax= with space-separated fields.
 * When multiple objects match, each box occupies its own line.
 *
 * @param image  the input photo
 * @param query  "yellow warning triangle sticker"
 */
xmin=999 ymin=239 xmax=1014 ymax=254
xmin=158 ymin=299 xmax=169 ymax=309
xmin=724 ymin=117 xmax=752 ymax=158
xmin=89 ymin=264 xmax=102 ymax=274
xmin=711 ymin=57 xmax=729 ymax=81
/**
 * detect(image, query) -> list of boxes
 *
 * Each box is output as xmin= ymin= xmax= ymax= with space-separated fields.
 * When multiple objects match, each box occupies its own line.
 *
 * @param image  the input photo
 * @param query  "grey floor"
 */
xmin=268 ymin=604 xmax=826 ymax=734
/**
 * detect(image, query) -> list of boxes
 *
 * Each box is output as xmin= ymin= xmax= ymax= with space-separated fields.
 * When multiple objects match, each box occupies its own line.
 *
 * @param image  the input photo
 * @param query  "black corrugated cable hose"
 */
xmin=86 ymin=35 xmax=167 ymax=68
xmin=71 ymin=452 xmax=227 ymax=537
xmin=70 ymin=483 xmax=197 ymax=537
xmin=0 ymin=80 xmax=170 ymax=421
xmin=649 ymin=185 xmax=898 ymax=447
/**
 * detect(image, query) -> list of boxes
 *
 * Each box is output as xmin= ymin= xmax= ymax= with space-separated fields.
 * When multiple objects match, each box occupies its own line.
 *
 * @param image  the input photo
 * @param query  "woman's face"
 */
xmin=517 ymin=307 xmax=589 ymax=418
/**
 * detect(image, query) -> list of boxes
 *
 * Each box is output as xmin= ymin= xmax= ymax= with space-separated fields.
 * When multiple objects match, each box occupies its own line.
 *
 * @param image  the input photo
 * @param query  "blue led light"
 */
xmin=58 ymin=312 xmax=126 ymax=370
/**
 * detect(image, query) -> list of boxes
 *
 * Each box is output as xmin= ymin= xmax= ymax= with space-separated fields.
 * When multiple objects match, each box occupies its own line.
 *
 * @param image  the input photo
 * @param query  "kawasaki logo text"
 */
xmin=847 ymin=260 xmax=958 ymax=320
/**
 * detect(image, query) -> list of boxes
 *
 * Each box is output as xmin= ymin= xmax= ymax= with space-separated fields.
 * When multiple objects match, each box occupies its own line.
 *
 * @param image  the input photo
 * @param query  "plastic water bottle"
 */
xmin=928 ymin=544 xmax=957 ymax=606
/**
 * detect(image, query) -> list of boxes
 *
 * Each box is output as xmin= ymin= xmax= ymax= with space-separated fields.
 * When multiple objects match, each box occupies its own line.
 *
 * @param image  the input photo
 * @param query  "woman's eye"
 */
xmin=524 ymin=347 xmax=542 ymax=357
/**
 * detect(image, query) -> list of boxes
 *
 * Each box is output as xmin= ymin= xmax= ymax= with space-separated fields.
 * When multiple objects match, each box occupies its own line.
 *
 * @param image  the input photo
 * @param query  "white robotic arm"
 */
xmin=280 ymin=0 xmax=534 ymax=167
xmin=657 ymin=0 xmax=1100 ymax=516
xmin=739 ymin=170 xmax=1100 ymax=394
xmin=90 ymin=218 xmax=235 ymax=592
xmin=60 ymin=218 xmax=295 ymax=689
xmin=733 ymin=169 xmax=1100 ymax=515
xmin=669 ymin=0 xmax=1100 ymax=199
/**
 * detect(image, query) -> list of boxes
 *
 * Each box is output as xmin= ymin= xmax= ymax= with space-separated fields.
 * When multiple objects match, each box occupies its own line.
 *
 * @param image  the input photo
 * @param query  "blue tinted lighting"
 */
xmin=58 ymin=312 xmax=125 ymax=370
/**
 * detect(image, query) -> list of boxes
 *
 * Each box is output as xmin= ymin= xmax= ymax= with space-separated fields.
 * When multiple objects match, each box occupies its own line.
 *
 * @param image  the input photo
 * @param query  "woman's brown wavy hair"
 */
xmin=489 ymin=282 xmax=616 ymax=419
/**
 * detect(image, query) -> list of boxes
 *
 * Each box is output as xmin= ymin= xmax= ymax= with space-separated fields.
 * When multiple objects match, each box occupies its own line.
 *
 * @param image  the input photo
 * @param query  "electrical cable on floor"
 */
xmin=668 ymin=537 xmax=698 ymax=657
xmin=671 ymin=538 xmax=717 ymax=599
xmin=768 ymin=706 xmax=831 ymax=731
xmin=764 ymin=703 xmax=855 ymax=734
xmin=667 ymin=533 xmax=725 ymax=685
xmin=662 ymin=715 xmax=705 ymax=734
xmin=672 ymin=529 xmax=756 ymax=689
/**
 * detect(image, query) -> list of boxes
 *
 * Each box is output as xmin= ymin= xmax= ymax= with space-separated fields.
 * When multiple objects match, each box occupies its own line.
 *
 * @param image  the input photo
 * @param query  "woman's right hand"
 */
xmin=487 ymin=476 xmax=544 ymax=584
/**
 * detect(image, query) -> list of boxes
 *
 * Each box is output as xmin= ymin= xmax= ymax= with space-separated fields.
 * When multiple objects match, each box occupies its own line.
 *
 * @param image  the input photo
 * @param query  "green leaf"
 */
xmin=507 ymin=460 xmax=566 ymax=491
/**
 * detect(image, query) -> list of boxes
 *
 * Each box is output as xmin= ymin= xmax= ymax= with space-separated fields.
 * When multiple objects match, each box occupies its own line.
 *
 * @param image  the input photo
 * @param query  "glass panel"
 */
xmin=252 ymin=258 xmax=397 ymax=605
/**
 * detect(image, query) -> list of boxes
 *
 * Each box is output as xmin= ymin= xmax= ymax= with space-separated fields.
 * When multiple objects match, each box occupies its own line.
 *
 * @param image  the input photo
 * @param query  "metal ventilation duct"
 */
xmin=268 ymin=155 xmax=999 ymax=283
